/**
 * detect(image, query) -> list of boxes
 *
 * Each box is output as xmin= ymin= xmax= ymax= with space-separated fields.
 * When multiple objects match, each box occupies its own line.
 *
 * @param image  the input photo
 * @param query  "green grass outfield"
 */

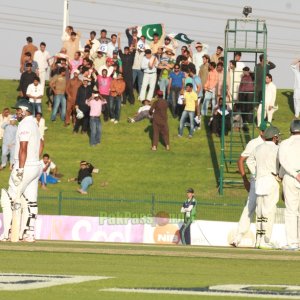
xmin=1 ymin=241 xmax=300 ymax=300
xmin=0 ymin=80 xmax=295 ymax=220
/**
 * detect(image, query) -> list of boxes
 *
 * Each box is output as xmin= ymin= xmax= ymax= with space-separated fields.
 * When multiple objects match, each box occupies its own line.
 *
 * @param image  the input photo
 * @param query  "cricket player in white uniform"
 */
xmin=0 ymin=99 xmax=43 ymax=242
xmin=279 ymin=120 xmax=300 ymax=250
xmin=230 ymin=122 xmax=267 ymax=247
xmin=247 ymin=126 xmax=280 ymax=249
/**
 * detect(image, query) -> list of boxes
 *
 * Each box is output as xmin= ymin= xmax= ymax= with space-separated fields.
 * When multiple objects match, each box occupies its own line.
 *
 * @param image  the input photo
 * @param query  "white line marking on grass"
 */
xmin=0 ymin=274 xmax=113 ymax=291
xmin=101 ymin=285 xmax=300 ymax=299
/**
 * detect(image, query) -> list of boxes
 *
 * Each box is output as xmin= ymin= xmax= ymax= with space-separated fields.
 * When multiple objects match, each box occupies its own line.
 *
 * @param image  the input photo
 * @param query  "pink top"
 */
xmin=85 ymin=98 xmax=107 ymax=117
xmin=97 ymin=75 xmax=112 ymax=96
xmin=70 ymin=58 xmax=83 ymax=74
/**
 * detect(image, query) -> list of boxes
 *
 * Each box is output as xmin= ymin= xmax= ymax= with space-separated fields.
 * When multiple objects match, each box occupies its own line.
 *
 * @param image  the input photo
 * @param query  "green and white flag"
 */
xmin=174 ymin=33 xmax=194 ymax=44
xmin=137 ymin=24 xmax=163 ymax=41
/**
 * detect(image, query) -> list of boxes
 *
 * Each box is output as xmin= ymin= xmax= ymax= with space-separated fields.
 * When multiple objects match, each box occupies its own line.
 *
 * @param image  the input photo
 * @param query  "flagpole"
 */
xmin=63 ymin=0 xmax=70 ymax=34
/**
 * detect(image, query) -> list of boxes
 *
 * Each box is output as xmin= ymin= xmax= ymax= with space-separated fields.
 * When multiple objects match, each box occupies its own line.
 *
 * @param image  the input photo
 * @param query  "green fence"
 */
xmin=36 ymin=190 xmax=249 ymax=222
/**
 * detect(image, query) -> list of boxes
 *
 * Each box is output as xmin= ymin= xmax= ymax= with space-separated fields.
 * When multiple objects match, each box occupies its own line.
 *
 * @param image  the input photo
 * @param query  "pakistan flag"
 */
xmin=138 ymin=24 xmax=163 ymax=41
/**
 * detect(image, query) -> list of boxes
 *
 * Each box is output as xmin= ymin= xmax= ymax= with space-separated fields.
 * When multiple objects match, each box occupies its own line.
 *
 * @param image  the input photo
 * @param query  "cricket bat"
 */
xmin=10 ymin=189 xmax=22 ymax=243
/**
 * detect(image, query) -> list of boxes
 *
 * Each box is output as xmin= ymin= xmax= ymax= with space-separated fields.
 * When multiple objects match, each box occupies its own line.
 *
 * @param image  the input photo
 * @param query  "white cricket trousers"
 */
xmin=256 ymin=181 xmax=279 ymax=244
xmin=283 ymin=175 xmax=300 ymax=247
xmin=234 ymin=178 xmax=256 ymax=244
xmin=139 ymin=73 xmax=157 ymax=101
xmin=8 ymin=163 xmax=42 ymax=238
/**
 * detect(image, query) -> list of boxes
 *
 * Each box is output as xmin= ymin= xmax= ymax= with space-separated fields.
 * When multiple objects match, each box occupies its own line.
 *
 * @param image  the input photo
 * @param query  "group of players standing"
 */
xmin=231 ymin=120 xmax=300 ymax=250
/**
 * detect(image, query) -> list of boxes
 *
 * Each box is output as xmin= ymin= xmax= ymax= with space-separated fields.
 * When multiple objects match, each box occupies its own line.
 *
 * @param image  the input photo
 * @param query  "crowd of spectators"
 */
xmin=14 ymin=23 xmax=280 ymax=144
xmin=0 ymin=23 xmax=282 ymax=193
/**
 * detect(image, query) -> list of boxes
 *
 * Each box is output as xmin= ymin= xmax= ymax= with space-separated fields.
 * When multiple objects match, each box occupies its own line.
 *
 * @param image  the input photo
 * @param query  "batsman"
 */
xmin=0 ymin=99 xmax=43 ymax=242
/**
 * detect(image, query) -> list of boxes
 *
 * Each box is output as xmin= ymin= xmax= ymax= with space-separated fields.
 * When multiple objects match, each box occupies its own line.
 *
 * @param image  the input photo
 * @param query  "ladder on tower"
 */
xmin=219 ymin=18 xmax=268 ymax=194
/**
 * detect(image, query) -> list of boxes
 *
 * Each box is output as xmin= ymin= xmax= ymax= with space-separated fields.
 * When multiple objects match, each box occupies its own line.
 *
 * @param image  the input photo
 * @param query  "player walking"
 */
xmin=247 ymin=126 xmax=281 ymax=249
xmin=230 ymin=123 xmax=267 ymax=247
xmin=179 ymin=188 xmax=197 ymax=245
xmin=0 ymin=99 xmax=43 ymax=242
xmin=279 ymin=120 xmax=300 ymax=250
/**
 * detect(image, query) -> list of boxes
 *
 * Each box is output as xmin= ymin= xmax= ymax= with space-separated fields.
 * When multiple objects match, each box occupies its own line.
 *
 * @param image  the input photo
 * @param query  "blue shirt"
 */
xmin=169 ymin=71 xmax=185 ymax=88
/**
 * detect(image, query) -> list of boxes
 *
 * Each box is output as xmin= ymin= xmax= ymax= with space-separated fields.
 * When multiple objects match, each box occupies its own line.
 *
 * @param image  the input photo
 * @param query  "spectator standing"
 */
xmin=125 ymin=26 xmax=139 ymax=47
xmin=201 ymin=62 xmax=218 ymax=116
xmin=0 ymin=108 xmax=11 ymax=140
xmin=63 ymin=31 xmax=81 ymax=60
xmin=33 ymin=42 xmax=50 ymax=90
xmin=69 ymin=51 xmax=83 ymax=77
xmin=86 ymin=93 xmax=107 ymax=146
xmin=139 ymin=49 xmax=158 ymax=102
xmin=210 ymin=46 xmax=224 ymax=64
xmin=26 ymin=77 xmax=44 ymax=115
xmin=35 ymin=112 xmax=46 ymax=140
xmin=199 ymin=54 xmax=210 ymax=89
xmin=97 ymin=69 xmax=112 ymax=121
xmin=19 ymin=63 xmax=37 ymax=99
xmin=255 ymin=54 xmax=276 ymax=102
xmin=110 ymin=73 xmax=126 ymax=124
xmin=49 ymin=67 xmax=67 ymax=122
xmin=257 ymin=74 xmax=277 ymax=126
xmin=149 ymin=90 xmax=169 ymax=151
xmin=98 ymin=29 xmax=111 ymax=44
xmin=238 ymin=66 xmax=254 ymax=123
xmin=150 ymin=26 xmax=165 ymax=55
xmin=167 ymin=64 xmax=185 ymax=118
xmin=158 ymin=48 xmax=175 ymax=99
xmin=0 ymin=115 xmax=17 ymax=170
xmin=65 ymin=70 xmax=82 ymax=126
xmin=118 ymin=34 xmax=135 ymax=105
xmin=132 ymin=45 xmax=145 ymax=95
xmin=107 ymin=34 xmax=118 ymax=58
xmin=22 ymin=52 xmax=39 ymax=75
xmin=86 ymin=31 xmax=100 ymax=56
xmin=179 ymin=188 xmax=197 ymax=245
xmin=92 ymin=50 xmax=106 ymax=72
xmin=192 ymin=42 xmax=209 ymax=75
xmin=178 ymin=83 xmax=199 ymax=138
xmin=74 ymin=77 xmax=93 ymax=133
xmin=20 ymin=36 xmax=38 ymax=73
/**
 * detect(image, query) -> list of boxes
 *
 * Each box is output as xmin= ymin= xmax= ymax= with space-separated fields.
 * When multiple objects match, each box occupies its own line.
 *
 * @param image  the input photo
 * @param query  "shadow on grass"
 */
xmin=203 ymin=116 xmax=219 ymax=188
xmin=144 ymin=123 xmax=168 ymax=148
xmin=282 ymin=90 xmax=294 ymax=114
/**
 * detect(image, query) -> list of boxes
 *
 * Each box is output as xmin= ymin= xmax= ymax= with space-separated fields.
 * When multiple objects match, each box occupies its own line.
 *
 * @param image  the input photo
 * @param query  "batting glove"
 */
xmin=12 ymin=168 xmax=24 ymax=186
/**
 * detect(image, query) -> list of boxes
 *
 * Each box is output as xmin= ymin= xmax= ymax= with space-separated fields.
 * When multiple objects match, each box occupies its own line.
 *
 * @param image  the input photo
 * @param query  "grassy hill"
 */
xmin=0 ymin=80 xmax=294 ymax=220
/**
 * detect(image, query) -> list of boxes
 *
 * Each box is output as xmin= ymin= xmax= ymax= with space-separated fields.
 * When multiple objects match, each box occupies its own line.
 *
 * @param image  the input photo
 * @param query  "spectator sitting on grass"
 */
xmin=127 ymin=99 xmax=152 ymax=123
xmin=68 ymin=161 xmax=99 ymax=195
xmin=39 ymin=153 xmax=59 ymax=189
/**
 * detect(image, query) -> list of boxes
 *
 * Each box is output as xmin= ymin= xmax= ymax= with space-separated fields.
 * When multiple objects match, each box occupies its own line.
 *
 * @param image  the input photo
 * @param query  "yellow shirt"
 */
xmin=184 ymin=91 xmax=198 ymax=111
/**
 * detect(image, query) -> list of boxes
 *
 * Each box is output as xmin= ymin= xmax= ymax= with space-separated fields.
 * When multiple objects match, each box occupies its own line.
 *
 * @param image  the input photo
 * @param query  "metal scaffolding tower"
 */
xmin=219 ymin=18 xmax=268 ymax=194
